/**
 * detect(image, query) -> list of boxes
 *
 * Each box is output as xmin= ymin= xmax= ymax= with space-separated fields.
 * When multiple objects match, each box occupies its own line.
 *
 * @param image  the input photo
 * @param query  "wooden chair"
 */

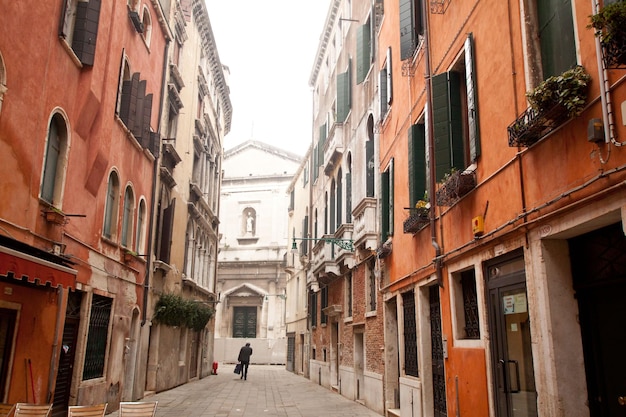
xmin=67 ymin=403 xmax=107 ymax=417
xmin=118 ymin=401 xmax=157 ymax=417
xmin=0 ymin=403 xmax=14 ymax=417
xmin=13 ymin=403 xmax=52 ymax=417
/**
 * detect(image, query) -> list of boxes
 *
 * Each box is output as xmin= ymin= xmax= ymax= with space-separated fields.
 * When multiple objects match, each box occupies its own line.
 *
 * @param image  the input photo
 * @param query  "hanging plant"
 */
xmin=154 ymin=293 xmax=214 ymax=331
xmin=589 ymin=0 xmax=626 ymax=67
xmin=187 ymin=302 xmax=215 ymax=332
xmin=525 ymin=66 xmax=591 ymax=119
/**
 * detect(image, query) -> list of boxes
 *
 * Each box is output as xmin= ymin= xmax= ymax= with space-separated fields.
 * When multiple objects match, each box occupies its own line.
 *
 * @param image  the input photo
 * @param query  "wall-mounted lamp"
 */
xmin=291 ymin=237 xmax=355 ymax=253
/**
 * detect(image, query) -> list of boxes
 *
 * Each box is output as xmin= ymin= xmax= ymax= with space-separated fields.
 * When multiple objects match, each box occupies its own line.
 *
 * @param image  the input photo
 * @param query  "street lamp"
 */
xmin=291 ymin=236 xmax=355 ymax=253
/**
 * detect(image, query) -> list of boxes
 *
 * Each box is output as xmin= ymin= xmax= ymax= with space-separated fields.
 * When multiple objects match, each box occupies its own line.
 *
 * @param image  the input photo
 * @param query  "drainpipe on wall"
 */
xmin=422 ymin=0 xmax=443 ymax=287
xmin=142 ymin=40 xmax=170 ymax=326
xmin=591 ymin=0 xmax=623 ymax=150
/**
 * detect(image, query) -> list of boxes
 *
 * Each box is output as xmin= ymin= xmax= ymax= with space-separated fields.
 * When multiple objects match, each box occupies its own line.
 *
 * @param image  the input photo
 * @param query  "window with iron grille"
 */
xmin=452 ymin=268 xmax=480 ymax=340
xmin=310 ymin=291 xmax=317 ymax=328
xmin=367 ymin=259 xmax=377 ymax=312
xmin=83 ymin=294 xmax=112 ymax=380
xmin=346 ymin=273 xmax=353 ymax=317
xmin=321 ymin=286 xmax=328 ymax=325
xmin=402 ymin=290 xmax=418 ymax=377
xmin=461 ymin=270 xmax=480 ymax=339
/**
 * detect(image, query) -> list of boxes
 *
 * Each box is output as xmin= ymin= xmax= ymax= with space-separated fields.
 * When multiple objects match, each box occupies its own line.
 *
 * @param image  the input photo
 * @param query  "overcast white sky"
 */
xmin=205 ymin=0 xmax=332 ymax=156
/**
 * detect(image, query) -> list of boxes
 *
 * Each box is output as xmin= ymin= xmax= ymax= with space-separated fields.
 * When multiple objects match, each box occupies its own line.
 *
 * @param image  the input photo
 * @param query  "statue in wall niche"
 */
xmin=246 ymin=212 xmax=254 ymax=235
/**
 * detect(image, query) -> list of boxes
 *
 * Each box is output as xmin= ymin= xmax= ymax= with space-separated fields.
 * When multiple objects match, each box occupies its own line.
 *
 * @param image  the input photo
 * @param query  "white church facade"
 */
xmin=214 ymin=140 xmax=302 ymax=364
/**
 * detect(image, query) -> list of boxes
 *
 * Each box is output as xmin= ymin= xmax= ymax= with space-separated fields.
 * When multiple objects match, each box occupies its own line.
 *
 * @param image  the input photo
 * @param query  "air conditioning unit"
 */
xmin=129 ymin=10 xmax=144 ymax=33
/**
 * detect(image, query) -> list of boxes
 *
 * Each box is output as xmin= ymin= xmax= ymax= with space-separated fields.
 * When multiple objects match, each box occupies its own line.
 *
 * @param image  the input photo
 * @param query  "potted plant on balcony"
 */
xmin=589 ymin=0 xmax=626 ymax=68
xmin=436 ymin=169 xmax=476 ymax=206
xmin=525 ymin=65 xmax=591 ymax=122
xmin=403 ymin=198 xmax=430 ymax=234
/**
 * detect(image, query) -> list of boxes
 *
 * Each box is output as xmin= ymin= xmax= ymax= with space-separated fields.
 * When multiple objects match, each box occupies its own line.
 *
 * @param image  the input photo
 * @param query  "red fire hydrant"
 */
xmin=212 ymin=361 xmax=218 ymax=375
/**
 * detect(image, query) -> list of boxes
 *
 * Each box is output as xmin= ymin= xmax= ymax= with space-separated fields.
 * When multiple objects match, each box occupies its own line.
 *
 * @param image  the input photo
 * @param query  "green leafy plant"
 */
xmin=154 ymin=293 xmax=214 ymax=331
xmin=526 ymin=66 xmax=591 ymax=118
xmin=589 ymin=0 xmax=626 ymax=67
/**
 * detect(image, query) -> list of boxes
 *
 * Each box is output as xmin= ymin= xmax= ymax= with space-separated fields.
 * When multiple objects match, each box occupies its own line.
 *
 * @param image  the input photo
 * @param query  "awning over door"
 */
xmin=0 ymin=245 xmax=77 ymax=290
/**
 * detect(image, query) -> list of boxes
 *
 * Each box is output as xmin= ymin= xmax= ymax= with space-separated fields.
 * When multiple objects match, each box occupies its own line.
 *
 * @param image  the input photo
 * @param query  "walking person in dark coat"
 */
xmin=238 ymin=342 xmax=253 ymax=380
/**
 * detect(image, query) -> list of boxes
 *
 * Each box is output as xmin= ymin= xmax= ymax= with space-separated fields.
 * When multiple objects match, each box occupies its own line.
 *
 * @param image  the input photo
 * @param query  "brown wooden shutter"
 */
xmin=72 ymin=0 xmax=101 ymax=66
xmin=159 ymin=199 xmax=175 ymax=264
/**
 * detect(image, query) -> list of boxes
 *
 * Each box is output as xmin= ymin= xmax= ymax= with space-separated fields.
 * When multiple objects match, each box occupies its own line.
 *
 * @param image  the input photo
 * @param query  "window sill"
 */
xmin=58 ymin=37 xmax=83 ymax=69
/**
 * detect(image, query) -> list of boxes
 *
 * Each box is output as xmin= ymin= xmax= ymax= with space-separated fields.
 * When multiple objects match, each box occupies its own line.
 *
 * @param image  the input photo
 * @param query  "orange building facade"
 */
xmin=377 ymin=0 xmax=626 ymax=416
xmin=0 ymin=0 xmax=168 ymax=413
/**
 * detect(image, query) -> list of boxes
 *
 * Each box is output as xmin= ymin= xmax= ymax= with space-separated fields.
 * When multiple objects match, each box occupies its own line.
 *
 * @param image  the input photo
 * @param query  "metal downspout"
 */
xmin=422 ymin=0 xmax=443 ymax=287
xmin=591 ymin=0 xmax=623 ymax=149
xmin=142 ymin=40 xmax=170 ymax=326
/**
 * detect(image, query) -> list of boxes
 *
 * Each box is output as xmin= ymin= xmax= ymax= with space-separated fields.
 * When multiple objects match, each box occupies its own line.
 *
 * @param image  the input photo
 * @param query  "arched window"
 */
xmin=121 ymin=186 xmax=135 ymax=248
xmin=346 ymin=154 xmax=352 ymax=223
xmin=330 ymin=181 xmax=336 ymax=233
xmin=135 ymin=198 xmax=146 ymax=253
xmin=103 ymin=171 xmax=120 ymax=239
xmin=366 ymin=114 xmax=375 ymax=197
xmin=337 ymin=169 xmax=343 ymax=228
xmin=41 ymin=112 xmax=69 ymax=206
xmin=141 ymin=7 xmax=152 ymax=48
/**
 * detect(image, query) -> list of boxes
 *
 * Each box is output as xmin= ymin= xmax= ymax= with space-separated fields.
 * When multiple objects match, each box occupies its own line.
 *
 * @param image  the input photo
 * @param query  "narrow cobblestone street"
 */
xmin=106 ymin=365 xmax=381 ymax=417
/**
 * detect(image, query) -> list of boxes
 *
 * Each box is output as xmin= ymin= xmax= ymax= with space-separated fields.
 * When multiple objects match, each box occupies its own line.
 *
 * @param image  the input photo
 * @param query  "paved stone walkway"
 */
xmin=106 ymin=365 xmax=382 ymax=417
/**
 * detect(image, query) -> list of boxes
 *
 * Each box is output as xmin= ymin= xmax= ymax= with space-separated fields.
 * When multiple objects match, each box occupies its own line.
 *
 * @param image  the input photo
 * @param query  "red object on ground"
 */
xmin=212 ymin=361 xmax=218 ymax=375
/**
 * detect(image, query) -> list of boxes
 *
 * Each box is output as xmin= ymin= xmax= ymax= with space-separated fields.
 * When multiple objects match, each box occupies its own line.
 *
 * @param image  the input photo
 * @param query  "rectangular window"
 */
xmin=366 ymin=259 xmax=377 ymax=312
xmin=321 ymin=286 xmax=328 ymax=325
xmin=432 ymin=34 xmax=480 ymax=181
xmin=536 ymin=0 xmax=577 ymax=79
xmin=402 ymin=290 xmax=418 ymax=377
xmin=60 ymin=0 xmax=102 ymax=66
xmin=399 ymin=0 xmax=423 ymax=60
xmin=380 ymin=158 xmax=394 ymax=240
xmin=310 ymin=291 xmax=318 ymax=327
xmin=408 ymin=123 xmax=427 ymax=207
xmin=452 ymin=269 xmax=480 ymax=339
xmin=158 ymin=199 xmax=175 ymax=264
xmin=83 ymin=294 xmax=112 ymax=380
xmin=346 ymin=273 xmax=353 ymax=317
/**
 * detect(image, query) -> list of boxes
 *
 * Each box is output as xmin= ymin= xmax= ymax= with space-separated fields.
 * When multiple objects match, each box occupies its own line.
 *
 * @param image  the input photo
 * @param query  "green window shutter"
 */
xmin=399 ymin=0 xmax=416 ymax=60
xmin=337 ymin=61 xmax=352 ymax=123
xmin=379 ymin=67 xmax=388 ymax=116
xmin=381 ymin=171 xmax=389 ymax=240
xmin=537 ymin=0 xmax=576 ymax=78
xmin=389 ymin=158 xmax=394 ymax=236
xmin=432 ymin=71 xmax=464 ymax=181
xmin=386 ymin=48 xmax=393 ymax=105
xmin=465 ymin=34 xmax=480 ymax=162
xmin=357 ymin=23 xmax=371 ymax=84
xmin=313 ymin=145 xmax=318 ymax=181
xmin=432 ymin=73 xmax=452 ymax=181
xmin=408 ymin=124 xmax=426 ymax=207
xmin=337 ymin=71 xmax=349 ymax=123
